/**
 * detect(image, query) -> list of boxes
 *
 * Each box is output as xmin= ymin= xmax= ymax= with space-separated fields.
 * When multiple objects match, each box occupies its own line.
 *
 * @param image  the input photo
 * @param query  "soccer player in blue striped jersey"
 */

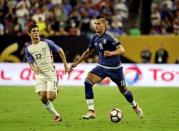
xmin=25 ymin=24 xmax=70 ymax=123
xmin=70 ymin=17 xmax=143 ymax=119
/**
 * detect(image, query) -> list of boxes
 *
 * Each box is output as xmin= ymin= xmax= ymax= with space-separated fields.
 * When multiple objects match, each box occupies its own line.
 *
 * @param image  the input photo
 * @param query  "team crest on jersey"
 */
xmin=113 ymin=37 xmax=119 ymax=43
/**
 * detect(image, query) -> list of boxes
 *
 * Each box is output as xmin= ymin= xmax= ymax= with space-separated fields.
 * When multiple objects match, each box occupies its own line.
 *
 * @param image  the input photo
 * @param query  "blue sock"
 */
xmin=123 ymin=90 xmax=134 ymax=103
xmin=84 ymin=79 xmax=94 ymax=99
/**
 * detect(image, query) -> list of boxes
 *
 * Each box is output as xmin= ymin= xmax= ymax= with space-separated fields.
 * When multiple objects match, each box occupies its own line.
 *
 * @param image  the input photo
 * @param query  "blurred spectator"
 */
xmin=62 ymin=0 xmax=72 ymax=16
xmin=25 ymin=16 xmax=36 ymax=32
xmin=150 ymin=3 xmax=161 ymax=34
xmin=110 ymin=15 xmax=126 ymax=35
xmin=73 ymin=54 xmax=86 ymax=63
xmin=51 ymin=0 xmax=62 ymax=5
xmin=15 ymin=0 xmax=29 ymax=32
xmin=86 ymin=57 xmax=94 ymax=63
xmin=51 ymin=17 xmax=68 ymax=36
xmin=154 ymin=43 xmax=169 ymax=64
xmin=162 ymin=0 xmax=174 ymax=11
xmin=73 ymin=54 xmax=80 ymax=62
xmin=80 ymin=7 xmax=92 ymax=36
xmin=4 ymin=1 xmax=16 ymax=35
xmin=175 ymin=57 xmax=179 ymax=63
xmin=161 ymin=16 xmax=173 ymax=34
xmin=67 ymin=7 xmax=81 ymax=36
xmin=0 ymin=0 xmax=8 ymax=24
xmin=173 ymin=9 xmax=179 ymax=35
xmin=37 ymin=17 xmax=48 ymax=36
xmin=160 ymin=1 xmax=173 ymax=21
xmin=32 ymin=8 xmax=46 ymax=23
xmin=140 ymin=44 xmax=152 ymax=63
xmin=94 ymin=55 xmax=99 ymax=63
xmin=113 ymin=0 xmax=128 ymax=22
xmin=0 ymin=22 xmax=4 ymax=35
xmin=14 ymin=18 xmax=22 ymax=35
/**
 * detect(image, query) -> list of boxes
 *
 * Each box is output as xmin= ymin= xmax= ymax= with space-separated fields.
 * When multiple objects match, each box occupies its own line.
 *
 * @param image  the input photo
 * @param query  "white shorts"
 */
xmin=35 ymin=72 xmax=58 ymax=93
xmin=35 ymin=80 xmax=58 ymax=94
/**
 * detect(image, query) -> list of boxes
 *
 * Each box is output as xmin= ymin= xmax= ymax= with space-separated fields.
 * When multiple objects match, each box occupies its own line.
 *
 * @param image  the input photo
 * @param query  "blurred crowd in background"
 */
xmin=0 ymin=0 xmax=179 ymax=64
xmin=0 ymin=0 xmax=128 ymax=37
xmin=151 ymin=0 xmax=179 ymax=35
xmin=0 ymin=0 xmax=179 ymax=37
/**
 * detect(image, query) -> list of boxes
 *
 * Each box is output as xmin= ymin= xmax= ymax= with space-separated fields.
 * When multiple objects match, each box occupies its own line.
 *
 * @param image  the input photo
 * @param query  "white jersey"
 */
xmin=25 ymin=38 xmax=60 ymax=79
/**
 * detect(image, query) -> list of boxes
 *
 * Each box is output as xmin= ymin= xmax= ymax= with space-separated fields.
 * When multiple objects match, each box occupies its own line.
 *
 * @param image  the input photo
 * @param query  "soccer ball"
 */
xmin=109 ymin=108 xmax=123 ymax=123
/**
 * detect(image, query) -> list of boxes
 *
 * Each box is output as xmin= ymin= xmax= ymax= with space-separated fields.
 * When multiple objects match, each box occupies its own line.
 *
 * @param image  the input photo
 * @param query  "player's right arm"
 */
xmin=29 ymin=63 xmax=40 ymax=74
xmin=70 ymin=35 xmax=95 ymax=70
xmin=70 ymin=48 xmax=94 ymax=69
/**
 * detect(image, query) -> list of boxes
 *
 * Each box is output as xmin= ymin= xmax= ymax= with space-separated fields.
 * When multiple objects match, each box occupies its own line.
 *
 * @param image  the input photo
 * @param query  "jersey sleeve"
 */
xmin=25 ymin=48 xmax=34 ymax=63
xmin=108 ymin=32 xmax=121 ymax=47
xmin=44 ymin=39 xmax=61 ymax=53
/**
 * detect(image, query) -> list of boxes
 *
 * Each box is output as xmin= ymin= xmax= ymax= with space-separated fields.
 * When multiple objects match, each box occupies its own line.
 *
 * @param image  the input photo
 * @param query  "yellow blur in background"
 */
xmin=120 ymin=35 xmax=179 ymax=63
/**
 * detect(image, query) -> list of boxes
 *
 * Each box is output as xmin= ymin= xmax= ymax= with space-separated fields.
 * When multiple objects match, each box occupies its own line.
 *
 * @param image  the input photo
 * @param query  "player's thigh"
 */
xmin=86 ymin=72 xmax=102 ymax=84
xmin=112 ymin=78 xmax=127 ymax=93
xmin=87 ymin=66 xmax=106 ymax=84
xmin=46 ymin=80 xmax=58 ymax=101
xmin=109 ymin=68 xmax=127 ymax=92
xmin=35 ymin=80 xmax=47 ymax=94
xmin=38 ymin=91 xmax=47 ymax=97
xmin=38 ymin=91 xmax=48 ymax=102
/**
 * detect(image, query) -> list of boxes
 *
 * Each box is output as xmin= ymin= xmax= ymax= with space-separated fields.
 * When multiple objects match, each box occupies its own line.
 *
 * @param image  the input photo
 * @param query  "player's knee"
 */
xmin=38 ymin=92 xmax=47 ymax=104
xmin=47 ymin=95 xmax=56 ymax=101
xmin=119 ymin=86 xmax=127 ymax=94
xmin=40 ymin=96 xmax=48 ymax=104
xmin=84 ymin=78 xmax=93 ymax=87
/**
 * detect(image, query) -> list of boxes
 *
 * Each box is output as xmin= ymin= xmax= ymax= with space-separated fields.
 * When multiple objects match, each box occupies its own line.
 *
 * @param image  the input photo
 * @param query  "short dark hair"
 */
xmin=28 ymin=24 xmax=38 ymax=33
xmin=95 ymin=16 xmax=107 ymax=24
xmin=95 ymin=16 xmax=106 ymax=20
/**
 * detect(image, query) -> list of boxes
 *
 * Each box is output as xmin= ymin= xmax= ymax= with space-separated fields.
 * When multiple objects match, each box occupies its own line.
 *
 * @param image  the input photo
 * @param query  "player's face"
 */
xmin=94 ymin=19 xmax=106 ymax=34
xmin=30 ymin=27 xmax=40 ymax=40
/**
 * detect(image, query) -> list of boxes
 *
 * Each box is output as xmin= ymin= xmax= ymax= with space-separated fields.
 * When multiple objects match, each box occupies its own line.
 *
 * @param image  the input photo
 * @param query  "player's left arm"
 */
xmin=104 ymin=45 xmax=125 ymax=57
xmin=44 ymin=39 xmax=70 ymax=75
xmin=58 ymin=48 xmax=70 ymax=75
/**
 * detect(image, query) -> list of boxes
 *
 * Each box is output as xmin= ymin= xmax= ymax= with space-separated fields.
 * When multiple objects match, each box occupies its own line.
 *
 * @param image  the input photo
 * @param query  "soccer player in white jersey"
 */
xmin=25 ymin=24 xmax=70 ymax=123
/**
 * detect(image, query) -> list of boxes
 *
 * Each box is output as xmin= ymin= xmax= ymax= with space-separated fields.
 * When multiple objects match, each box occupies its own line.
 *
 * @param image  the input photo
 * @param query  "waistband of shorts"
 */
xmin=97 ymin=64 xmax=122 ymax=69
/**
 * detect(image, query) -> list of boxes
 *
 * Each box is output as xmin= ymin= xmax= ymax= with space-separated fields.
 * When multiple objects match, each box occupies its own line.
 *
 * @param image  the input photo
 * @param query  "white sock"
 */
xmin=131 ymin=100 xmax=137 ymax=107
xmin=86 ymin=99 xmax=94 ymax=111
xmin=44 ymin=101 xmax=60 ymax=116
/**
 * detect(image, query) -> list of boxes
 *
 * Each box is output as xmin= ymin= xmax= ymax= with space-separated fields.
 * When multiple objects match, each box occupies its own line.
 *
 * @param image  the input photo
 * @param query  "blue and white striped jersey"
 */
xmin=89 ymin=30 xmax=122 ymax=67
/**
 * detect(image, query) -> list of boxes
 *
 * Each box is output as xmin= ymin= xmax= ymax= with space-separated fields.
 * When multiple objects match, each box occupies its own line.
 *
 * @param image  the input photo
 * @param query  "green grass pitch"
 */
xmin=0 ymin=86 xmax=179 ymax=131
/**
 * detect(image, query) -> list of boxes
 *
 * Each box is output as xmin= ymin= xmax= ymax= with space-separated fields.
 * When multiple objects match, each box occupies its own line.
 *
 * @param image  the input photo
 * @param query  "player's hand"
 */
xmin=65 ymin=66 xmax=71 ymax=76
xmin=70 ymin=63 xmax=77 ymax=72
xmin=104 ymin=50 xmax=112 ymax=57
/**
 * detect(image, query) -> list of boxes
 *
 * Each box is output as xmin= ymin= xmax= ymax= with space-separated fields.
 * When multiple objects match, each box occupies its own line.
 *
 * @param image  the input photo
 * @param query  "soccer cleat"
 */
xmin=132 ymin=104 xmax=144 ymax=119
xmin=54 ymin=115 xmax=62 ymax=123
xmin=82 ymin=110 xmax=96 ymax=119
